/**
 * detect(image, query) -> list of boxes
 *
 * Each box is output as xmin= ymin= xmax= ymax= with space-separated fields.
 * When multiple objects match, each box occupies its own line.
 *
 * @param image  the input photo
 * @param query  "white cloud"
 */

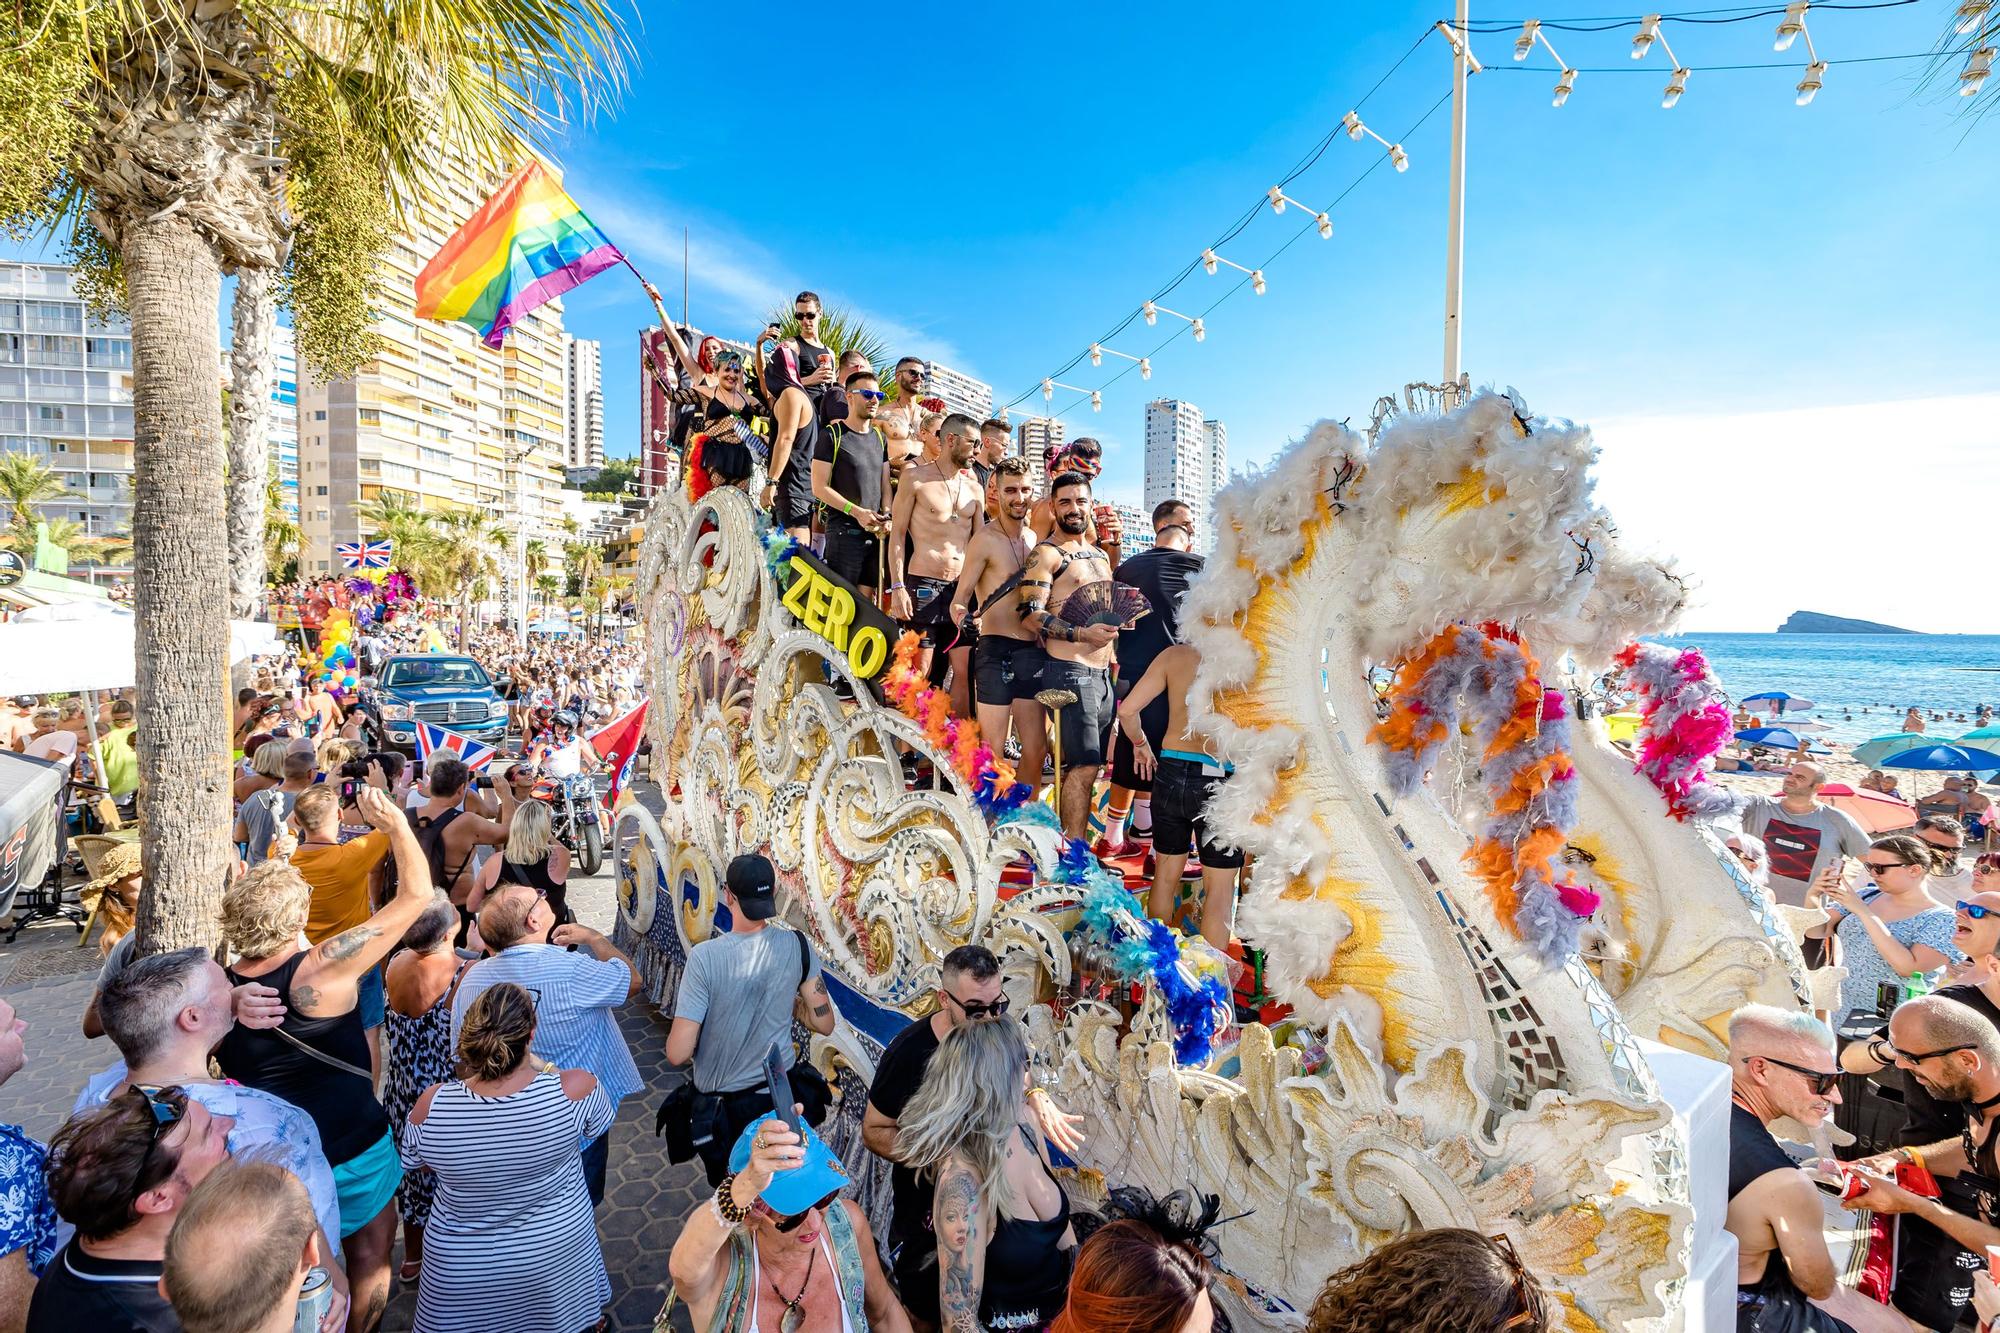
xmin=1588 ymin=393 xmax=2000 ymax=634
xmin=583 ymin=188 xmax=971 ymax=374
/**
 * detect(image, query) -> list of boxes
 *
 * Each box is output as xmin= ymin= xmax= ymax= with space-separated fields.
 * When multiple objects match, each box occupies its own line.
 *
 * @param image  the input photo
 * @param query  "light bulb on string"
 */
xmin=1251 ymin=270 xmax=1266 ymax=295
xmin=1202 ymin=249 xmax=1218 ymax=275
xmin=1775 ymin=2 xmax=1808 ymax=52
xmin=1663 ymin=68 xmax=1689 ymax=108
xmin=1089 ymin=344 xmax=1103 ymax=366
xmin=1959 ymin=0 xmax=1993 ymax=34
xmin=1553 ymin=69 xmax=1577 ymax=107
xmin=1389 ymin=144 xmax=1408 ymax=172
xmin=1513 ymin=19 xmax=1539 ymax=61
xmin=1342 ymin=111 xmax=1365 ymax=140
xmin=1964 ymin=46 xmax=1996 ymax=95
xmin=1795 ymin=59 xmax=1826 ymax=104
xmin=1041 ymin=379 xmax=1054 ymax=402
xmin=1142 ymin=301 xmax=1158 ymax=326
xmin=1191 ymin=318 xmax=1205 ymax=342
xmin=1633 ymin=15 xmax=1660 ymax=58
xmin=1139 ymin=358 xmax=1151 ymax=380
xmin=1089 ymin=391 xmax=1102 ymax=412
xmin=1316 ymin=213 xmax=1332 ymax=238
xmin=1266 ymin=186 xmax=1286 ymax=214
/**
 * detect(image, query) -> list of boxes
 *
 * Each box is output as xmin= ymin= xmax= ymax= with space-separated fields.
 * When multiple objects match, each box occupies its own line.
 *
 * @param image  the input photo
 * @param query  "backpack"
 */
xmin=411 ymin=806 xmax=465 ymax=889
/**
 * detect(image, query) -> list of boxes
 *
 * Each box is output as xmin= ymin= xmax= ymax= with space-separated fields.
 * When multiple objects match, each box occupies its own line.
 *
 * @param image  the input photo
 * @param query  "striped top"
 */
xmin=399 ymin=1068 xmax=614 ymax=1333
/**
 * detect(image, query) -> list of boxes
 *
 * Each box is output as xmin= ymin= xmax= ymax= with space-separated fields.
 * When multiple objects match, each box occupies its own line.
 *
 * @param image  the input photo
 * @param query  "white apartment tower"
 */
xmin=1013 ymin=416 xmax=1064 ymax=495
xmin=564 ymin=335 xmax=604 ymax=471
xmin=1203 ymin=418 xmax=1228 ymax=512
xmin=921 ymin=360 xmax=993 ymax=421
xmin=295 ymin=163 xmax=569 ymax=575
xmin=1144 ymin=398 xmax=1210 ymax=528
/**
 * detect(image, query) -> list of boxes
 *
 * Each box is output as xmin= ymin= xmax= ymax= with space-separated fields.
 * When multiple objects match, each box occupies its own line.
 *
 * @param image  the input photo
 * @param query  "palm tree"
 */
xmin=762 ymin=301 xmax=894 ymax=377
xmin=534 ymin=571 xmax=562 ymax=614
xmin=563 ymin=537 xmax=604 ymax=602
xmin=0 ymin=0 xmax=631 ymax=950
xmin=225 ymin=273 xmax=278 ymax=617
xmin=262 ymin=476 xmax=300 ymax=582
xmin=433 ymin=510 xmax=506 ymax=649
xmin=524 ymin=536 xmax=549 ymax=589
xmin=0 ymin=453 xmax=82 ymax=556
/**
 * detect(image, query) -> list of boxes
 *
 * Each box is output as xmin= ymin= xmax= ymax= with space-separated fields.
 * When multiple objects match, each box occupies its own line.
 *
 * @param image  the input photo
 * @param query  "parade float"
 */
xmin=614 ymin=386 xmax=1818 ymax=1330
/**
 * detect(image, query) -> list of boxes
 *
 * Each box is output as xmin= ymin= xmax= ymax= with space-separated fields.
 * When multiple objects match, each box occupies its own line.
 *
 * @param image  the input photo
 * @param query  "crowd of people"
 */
xmin=662 ymin=291 xmax=1244 ymax=950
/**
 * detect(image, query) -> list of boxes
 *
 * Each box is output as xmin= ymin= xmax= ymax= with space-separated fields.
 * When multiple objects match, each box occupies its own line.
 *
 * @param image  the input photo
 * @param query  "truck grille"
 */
xmin=413 ymin=701 xmax=490 ymax=725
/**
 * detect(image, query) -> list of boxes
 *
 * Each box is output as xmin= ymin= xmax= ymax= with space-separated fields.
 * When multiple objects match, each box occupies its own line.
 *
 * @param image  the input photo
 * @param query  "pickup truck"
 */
xmin=370 ymin=654 xmax=510 ymax=754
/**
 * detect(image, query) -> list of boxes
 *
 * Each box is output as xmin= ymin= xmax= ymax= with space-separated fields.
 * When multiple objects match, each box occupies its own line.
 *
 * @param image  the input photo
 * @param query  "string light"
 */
xmin=1795 ymin=59 xmax=1827 ymax=103
xmin=1514 ymin=18 xmax=1580 ymax=104
xmin=1627 ymin=12 xmax=1690 ymax=107
xmin=1201 ymin=248 xmax=1267 ymax=294
xmin=1774 ymin=1 xmax=1809 ymax=52
xmin=1142 ymin=302 xmax=1206 ymax=341
xmin=1267 ymin=187 xmax=1335 ymax=238
xmin=1959 ymin=1 xmax=1993 ymax=35
xmin=1091 ymin=344 xmax=1154 ymax=378
xmin=1340 ymin=111 xmax=1411 ymax=173
xmin=1963 ymin=46 xmax=1995 ymax=95
xmin=1042 ymin=378 xmax=1102 ymax=411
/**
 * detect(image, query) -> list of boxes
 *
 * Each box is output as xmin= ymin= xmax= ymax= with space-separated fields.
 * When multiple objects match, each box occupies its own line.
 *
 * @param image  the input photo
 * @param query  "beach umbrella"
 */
xmin=1818 ymin=782 xmax=1919 ymax=834
xmin=1958 ymin=725 xmax=2000 ymax=748
xmin=1740 ymin=691 xmax=1816 ymax=714
xmin=1733 ymin=727 xmax=1832 ymax=755
xmin=1880 ymin=745 xmax=2000 ymax=779
xmin=1852 ymin=733 xmax=1950 ymax=768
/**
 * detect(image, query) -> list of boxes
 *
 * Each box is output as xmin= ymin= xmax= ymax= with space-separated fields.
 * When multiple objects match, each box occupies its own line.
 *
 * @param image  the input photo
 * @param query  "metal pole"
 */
xmin=1443 ymin=0 xmax=1470 ymax=386
xmin=512 ymin=454 xmax=528 ymax=635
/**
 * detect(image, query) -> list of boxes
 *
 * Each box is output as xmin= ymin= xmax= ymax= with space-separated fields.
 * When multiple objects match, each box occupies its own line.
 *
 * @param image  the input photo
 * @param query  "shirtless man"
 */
xmin=1016 ymin=472 xmax=1127 ymax=838
xmin=876 ymin=356 xmax=928 ymax=476
xmin=952 ymin=458 xmax=1038 ymax=765
xmin=1027 ymin=439 xmax=1122 ymax=570
xmin=1116 ymin=642 xmax=1244 ymax=948
xmin=887 ymin=413 xmax=985 ymax=717
xmin=409 ymin=754 xmax=516 ymax=944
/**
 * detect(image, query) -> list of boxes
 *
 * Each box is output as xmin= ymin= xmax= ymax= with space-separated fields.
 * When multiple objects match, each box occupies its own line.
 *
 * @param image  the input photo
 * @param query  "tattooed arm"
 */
xmin=795 ymin=972 xmax=836 ymax=1037
xmin=1013 ymin=545 xmax=1062 ymax=643
xmin=300 ymin=787 xmax=431 ymax=999
xmin=935 ymin=1158 xmax=991 ymax=1333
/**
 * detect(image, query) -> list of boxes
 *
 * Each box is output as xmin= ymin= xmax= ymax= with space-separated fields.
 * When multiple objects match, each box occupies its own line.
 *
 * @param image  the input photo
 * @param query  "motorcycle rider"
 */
xmin=532 ymin=711 xmax=600 ymax=779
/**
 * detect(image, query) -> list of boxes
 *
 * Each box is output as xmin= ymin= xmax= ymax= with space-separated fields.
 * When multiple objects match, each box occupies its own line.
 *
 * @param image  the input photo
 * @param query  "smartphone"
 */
xmin=338 ymin=778 xmax=360 ymax=802
xmin=765 ymin=1042 xmax=803 ymax=1139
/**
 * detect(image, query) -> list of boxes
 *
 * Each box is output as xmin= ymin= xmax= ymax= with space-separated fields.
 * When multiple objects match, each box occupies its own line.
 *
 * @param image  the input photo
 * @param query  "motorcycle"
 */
xmin=533 ymin=771 xmax=606 ymax=876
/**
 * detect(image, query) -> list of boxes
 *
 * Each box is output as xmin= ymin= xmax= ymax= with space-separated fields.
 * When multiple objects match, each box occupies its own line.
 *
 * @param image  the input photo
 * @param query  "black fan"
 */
xmin=1054 ymin=580 xmax=1151 ymax=629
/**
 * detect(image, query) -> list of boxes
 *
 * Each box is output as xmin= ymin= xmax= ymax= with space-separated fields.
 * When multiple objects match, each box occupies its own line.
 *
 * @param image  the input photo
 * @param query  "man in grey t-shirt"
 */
xmin=233 ymin=749 xmax=315 ymax=864
xmin=1742 ymin=762 xmax=1872 ymax=907
xmin=665 ymin=854 xmax=837 ymax=1183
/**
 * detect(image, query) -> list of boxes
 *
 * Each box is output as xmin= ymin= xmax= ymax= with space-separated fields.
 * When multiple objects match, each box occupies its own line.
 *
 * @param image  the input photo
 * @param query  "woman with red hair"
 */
xmin=1051 ymin=1217 xmax=1217 ymax=1333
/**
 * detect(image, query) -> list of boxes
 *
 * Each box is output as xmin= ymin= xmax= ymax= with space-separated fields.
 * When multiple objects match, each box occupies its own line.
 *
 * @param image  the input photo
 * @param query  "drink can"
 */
xmin=1877 ymin=981 xmax=1902 ymax=1018
xmin=295 ymin=1266 xmax=332 ymax=1333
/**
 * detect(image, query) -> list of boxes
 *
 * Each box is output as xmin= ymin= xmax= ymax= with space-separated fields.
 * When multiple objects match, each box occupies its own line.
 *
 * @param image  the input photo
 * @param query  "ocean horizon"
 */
xmin=1647 ymin=632 xmax=2000 ymax=745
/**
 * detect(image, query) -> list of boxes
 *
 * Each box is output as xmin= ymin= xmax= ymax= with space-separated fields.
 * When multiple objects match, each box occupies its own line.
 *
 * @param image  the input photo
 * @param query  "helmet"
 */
xmin=554 ymin=709 xmax=578 ymax=728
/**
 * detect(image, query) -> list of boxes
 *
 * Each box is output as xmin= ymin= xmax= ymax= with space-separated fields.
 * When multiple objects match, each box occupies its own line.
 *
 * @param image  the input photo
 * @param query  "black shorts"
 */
xmin=1109 ymin=729 xmax=1152 ymax=793
xmin=891 ymin=1237 xmax=941 ymax=1324
xmin=905 ymin=576 xmax=966 ymax=651
xmin=772 ymin=423 xmax=818 ymax=528
xmin=974 ymin=635 xmax=1028 ymax=707
xmin=1009 ymin=640 xmax=1049 ymax=703
xmin=821 ymin=523 xmax=880 ymax=592
xmin=1152 ymin=756 xmax=1244 ymax=868
xmin=1038 ymin=658 xmax=1115 ymax=769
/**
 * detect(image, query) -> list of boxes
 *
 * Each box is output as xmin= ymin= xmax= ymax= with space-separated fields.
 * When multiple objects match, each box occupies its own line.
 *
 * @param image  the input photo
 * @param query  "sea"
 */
xmin=1649 ymin=633 xmax=2000 ymax=745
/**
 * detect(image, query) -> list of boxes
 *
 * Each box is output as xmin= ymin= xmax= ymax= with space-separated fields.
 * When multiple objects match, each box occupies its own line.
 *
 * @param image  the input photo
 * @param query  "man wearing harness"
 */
xmin=1723 ymin=1005 xmax=1898 ymax=1333
xmin=1841 ymin=995 xmax=2000 ymax=1330
xmin=410 ymin=755 xmax=517 ymax=946
xmin=666 ymin=1116 xmax=911 ymax=1333
xmin=1015 ymin=472 xmax=1126 ymax=839
xmin=886 ymin=413 xmax=984 ymax=719
xmin=951 ymin=458 xmax=1041 ymax=774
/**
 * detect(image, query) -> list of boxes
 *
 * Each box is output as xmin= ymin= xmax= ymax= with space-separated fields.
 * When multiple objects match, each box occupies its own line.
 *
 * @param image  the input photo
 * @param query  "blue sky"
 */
xmin=9 ymin=1 xmax=1994 ymax=630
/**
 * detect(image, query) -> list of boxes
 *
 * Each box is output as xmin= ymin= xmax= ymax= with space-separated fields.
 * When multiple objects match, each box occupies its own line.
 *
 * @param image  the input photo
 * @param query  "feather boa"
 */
xmin=1611 ymin=641 xmax=1740 ymax=821
xmin=686 ymin=433 xmax=712 ymax=503
xmin=1372 ymin=623 xmax=1594 ymax=966
xmin=873 ymin=632 xmax=1229 ymax=1062
xmin=763 ymin=529 xmax=802 ymax=583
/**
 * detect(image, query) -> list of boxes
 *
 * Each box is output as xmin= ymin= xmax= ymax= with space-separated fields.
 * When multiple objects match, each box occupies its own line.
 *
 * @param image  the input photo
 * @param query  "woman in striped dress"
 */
xmin=400 ymin=981 xmax=613 ymax=1332
xmin=383 ymin=892 xmax=466 ymax=1283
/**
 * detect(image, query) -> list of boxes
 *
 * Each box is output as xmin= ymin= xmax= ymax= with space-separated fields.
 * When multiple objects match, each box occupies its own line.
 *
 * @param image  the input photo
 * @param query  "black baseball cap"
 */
xmin=725 ymin=853 xmax=779 ymax=920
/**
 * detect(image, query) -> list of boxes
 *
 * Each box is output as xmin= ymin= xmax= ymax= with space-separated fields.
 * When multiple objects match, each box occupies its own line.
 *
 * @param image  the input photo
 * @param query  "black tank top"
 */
xmin=977 ymin=1127 xmax=1074 ymax=1328
xmin=1728 ymin=1103 xmax=1798 ymax=1201
xmin=216 ymin=953 xmax=387 ymax=1165
xmin=498 ymin=854 xmax=570 ymax=924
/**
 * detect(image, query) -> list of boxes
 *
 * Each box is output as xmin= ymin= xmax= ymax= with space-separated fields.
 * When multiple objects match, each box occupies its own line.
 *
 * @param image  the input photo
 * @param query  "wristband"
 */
xmin=887 ymin=584 xmax=906 ymax=592
xmin=842 ymin=501 xmax=854 ymax=517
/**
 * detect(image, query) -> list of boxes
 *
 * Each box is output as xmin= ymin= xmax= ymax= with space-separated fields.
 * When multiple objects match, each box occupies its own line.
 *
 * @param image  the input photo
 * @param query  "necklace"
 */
xmin=765 ymin=1242 xmax=817 ymax=1333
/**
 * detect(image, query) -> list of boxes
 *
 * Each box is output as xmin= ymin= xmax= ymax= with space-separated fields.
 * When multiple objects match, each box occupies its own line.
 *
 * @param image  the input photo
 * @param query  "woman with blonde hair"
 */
xmin=231 ymin=738 xmax=287 ymax=805
xmin=898 ymin=1016 xmax=1075 ymax=1331
xmin=399 ymin=982 xmax=612 ymax=1333
xmin=467 ymin=797 xmax=572 ymax=929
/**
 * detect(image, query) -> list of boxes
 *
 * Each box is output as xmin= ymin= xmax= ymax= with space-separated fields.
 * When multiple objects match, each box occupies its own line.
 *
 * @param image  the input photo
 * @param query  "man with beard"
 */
xmin=886 ymin=414 xmax=985 ymax=717
xmin=1028 ymin=439 xmax=1121 ymax=569
xmin=812 ymin=370 xmax=891 ymax=594
xmin=1724 ymin=1005 xmax=1895 ymax=1333
xmin=875 ymin=357 xmax=928 ymax=476
xmin=756 ymin=291 xmax=836 ymax=542
xmin=1016 ymin=473 xmax=1127 ymax=837
xmin=951 ymin=459 xmax=1041 ymax=770
xmin=1841 ymin=995 xmax=2000 ymax=1331
xmin=1742 ymin=763 xmax=1872 ymax=908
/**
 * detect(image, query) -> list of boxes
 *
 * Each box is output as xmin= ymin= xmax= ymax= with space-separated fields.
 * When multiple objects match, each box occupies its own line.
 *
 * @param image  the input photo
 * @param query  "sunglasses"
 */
xmin=770 ymin=1190 xmax=842 ymax=1232
xmin=1961 ymin=900 xmax=2000 ymax=920
xmin=941 ymin=990 xmax=1011 ymax=1020
xmin=1487 ymin=1233 xmax=1548 ymax=1330
xmin=794 ymin=309 xmax=820 ymax=320
xmin=132 ymin=1085 xmax=185 ymax=1189
xmin=1979 ymin=858 xmax=2000 ymax=873
xmin=1751 ymin=1055 xmax=1840 ymax=1096
xmin=854 ymin=389 xmax=886 ymax=402
xmin=1863 ymin=859 xmax=1917 ymax=873
xmin=1893 ymin=1042 xmax=1977 ymax=1065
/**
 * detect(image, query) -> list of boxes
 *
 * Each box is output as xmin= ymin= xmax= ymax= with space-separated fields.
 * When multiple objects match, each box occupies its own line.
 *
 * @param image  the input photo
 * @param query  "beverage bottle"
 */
xmin=1905 ymin=970 xmax=1929 ymax=1003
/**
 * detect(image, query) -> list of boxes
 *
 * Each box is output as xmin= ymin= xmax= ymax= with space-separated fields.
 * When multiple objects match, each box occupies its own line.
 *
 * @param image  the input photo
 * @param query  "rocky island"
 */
xmin=1777 ymin=610 xmax=1917 ymax=634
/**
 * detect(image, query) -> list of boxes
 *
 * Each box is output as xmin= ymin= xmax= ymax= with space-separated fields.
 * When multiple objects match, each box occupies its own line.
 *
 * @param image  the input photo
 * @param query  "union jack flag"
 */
xmin=336 ymin=540 xmax=394 ymax=569
xmin=412 ymin=722 xmax=497 ymax=772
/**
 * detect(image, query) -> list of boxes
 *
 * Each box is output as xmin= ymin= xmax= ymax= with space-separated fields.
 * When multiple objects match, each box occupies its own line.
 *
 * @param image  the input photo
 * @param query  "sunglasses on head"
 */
xmin=1750 ymin=1055 xmax=1840 ymax=1096
xmin=942 ymin=990 xmax=1010 ymax=1020
xmin=715 ymin=353 xmax=744 ymax=370
xmin=131 ymin=1085 xmax=186 ymax=1189
xmin=769 ymin=1190 xmax=842 ymax=1232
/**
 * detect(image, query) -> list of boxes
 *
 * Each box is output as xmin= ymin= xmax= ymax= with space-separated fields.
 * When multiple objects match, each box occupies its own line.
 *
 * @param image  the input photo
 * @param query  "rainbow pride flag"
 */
xmin=414 ymin=161 xmax=623 ymax=348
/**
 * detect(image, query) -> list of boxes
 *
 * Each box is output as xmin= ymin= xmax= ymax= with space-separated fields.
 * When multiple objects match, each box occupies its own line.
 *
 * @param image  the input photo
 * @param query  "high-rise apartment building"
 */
xmin=1013 ymin=416 xmax=1064 ymax=495
xmin=564 ymin=335 xmax=603 ymax=472
xmin=0 ymin=261 xmax=135 ymax=553
xmin=921 ymin=360 xmax=993 ymax=421
xmin=296 ymin=166 xmax=569 ymax=579
xmin=1109 ymin=501 xmax=1153 ymax=555
xmin=1203 ymin=418 xmax=1228 ymax=512
xmin=1144 ymin=398 xmax=1210 ymax=531
xmin=271 ymin=325 xmax=299 ymax=519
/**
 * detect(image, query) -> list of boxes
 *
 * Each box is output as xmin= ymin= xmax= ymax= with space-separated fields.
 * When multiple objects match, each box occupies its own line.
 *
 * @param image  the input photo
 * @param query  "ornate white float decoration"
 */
xmin=619 ymin=387 xmax=1808 ymax=1330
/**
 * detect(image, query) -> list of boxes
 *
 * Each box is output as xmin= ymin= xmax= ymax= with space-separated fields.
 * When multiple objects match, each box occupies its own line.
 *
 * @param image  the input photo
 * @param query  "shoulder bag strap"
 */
xmin=264 ymin=1020 xmax=372 ymax=1082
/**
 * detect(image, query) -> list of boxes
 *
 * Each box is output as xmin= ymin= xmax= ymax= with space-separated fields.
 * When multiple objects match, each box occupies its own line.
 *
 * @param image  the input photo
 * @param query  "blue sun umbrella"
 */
xmin=1881 ymin=744 xmax=2000 ymax=779
xmin=1734 ymin=727 xmax=1831 ymax=755
xmin=1740 ymin=691 xmax=1817 ymax=714
xmin=1852 ymin=733 xmax=1948 ymax=769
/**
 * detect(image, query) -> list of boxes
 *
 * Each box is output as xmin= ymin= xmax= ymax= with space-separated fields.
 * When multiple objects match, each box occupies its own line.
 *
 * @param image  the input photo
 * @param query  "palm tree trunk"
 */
xmin=124 ymin=210 xmax=232 ymax=953
xmin=226 ymin=266 xmax=274 ymax=618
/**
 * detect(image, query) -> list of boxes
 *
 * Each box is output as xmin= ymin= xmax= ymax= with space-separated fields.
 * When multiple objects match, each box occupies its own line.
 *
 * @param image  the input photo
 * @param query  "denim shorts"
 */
xmin=1152 ymin=756 xmax=1244 ymax=868
xmin=356 ymin=964 xmax=385 ymax=1031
